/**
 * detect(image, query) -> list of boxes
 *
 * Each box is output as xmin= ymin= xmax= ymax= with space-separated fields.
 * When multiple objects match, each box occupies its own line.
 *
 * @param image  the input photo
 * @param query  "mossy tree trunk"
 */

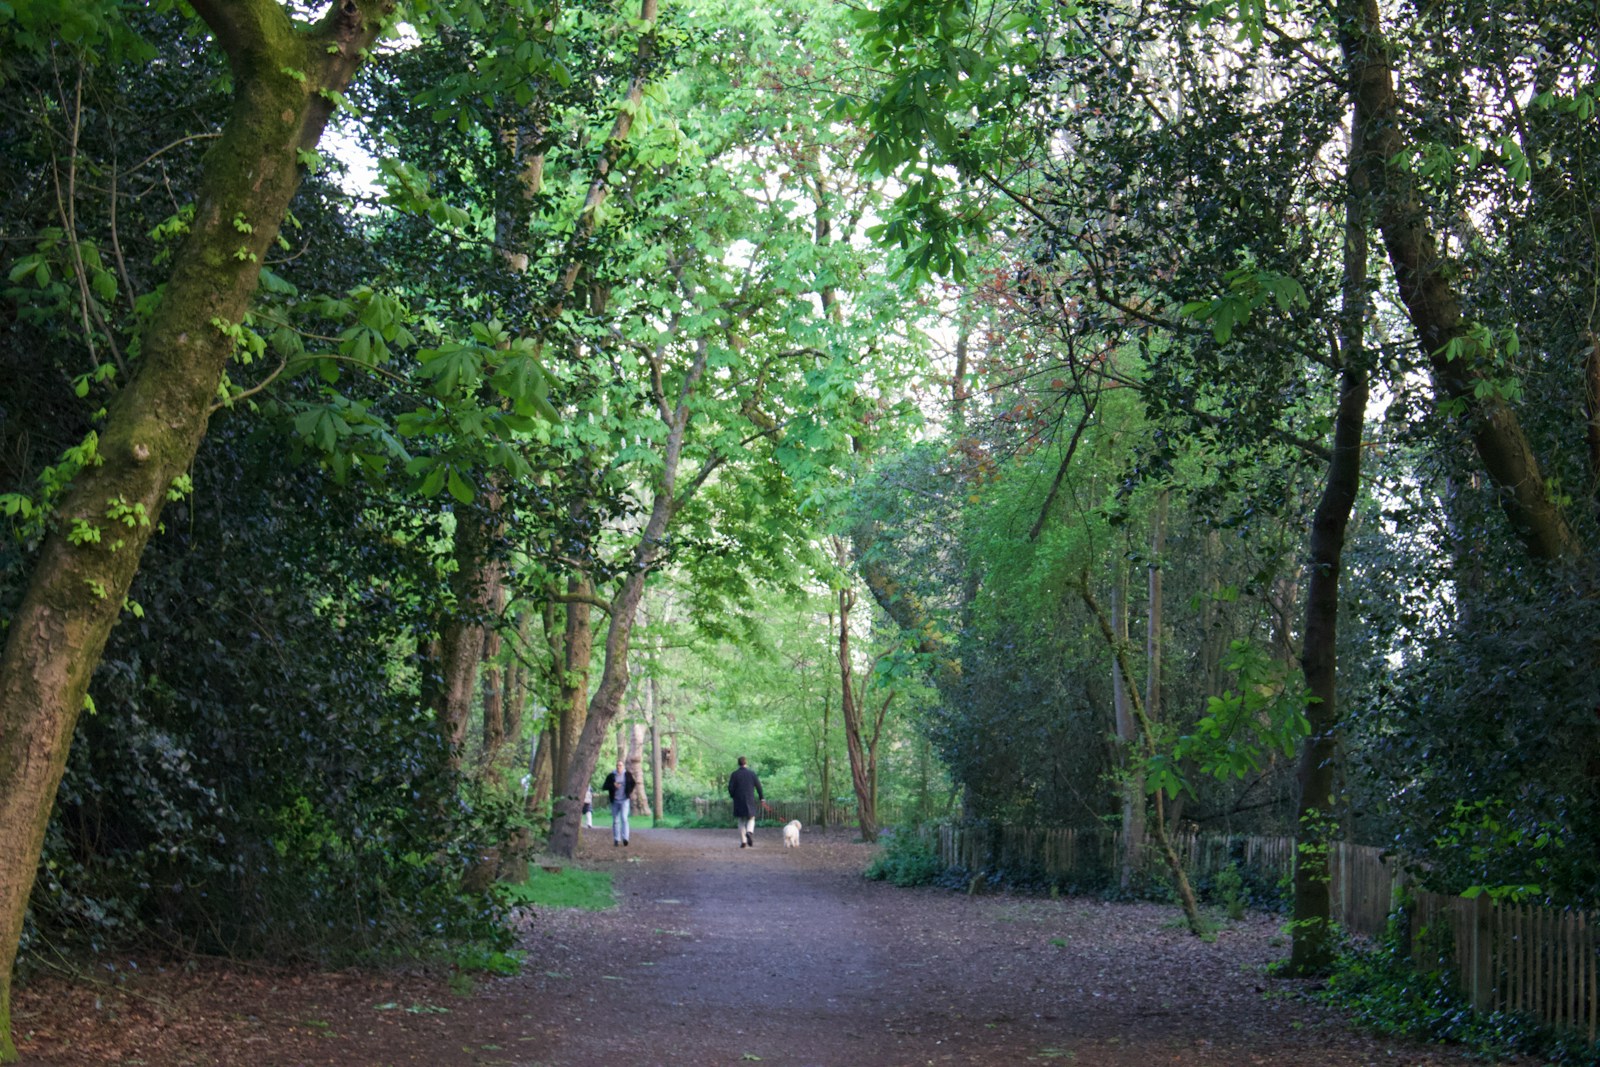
xmin=0 ymin=3 xmax=393 ymax=1059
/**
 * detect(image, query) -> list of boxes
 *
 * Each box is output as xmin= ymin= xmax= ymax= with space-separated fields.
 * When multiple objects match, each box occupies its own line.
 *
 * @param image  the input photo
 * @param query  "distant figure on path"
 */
xmin=583 ymin=786 xmax=594 ymax=828
xmin=728 ymin=755 xmax=766 ymax=848
xmin=602 ymin=760 xmax=637 ymax=847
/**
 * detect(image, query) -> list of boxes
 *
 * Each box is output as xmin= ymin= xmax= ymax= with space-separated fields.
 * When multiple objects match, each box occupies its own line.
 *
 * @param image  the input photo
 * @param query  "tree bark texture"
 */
xmin=627 ymin=721 xmax=651 ymax=817
xmin=837 ymin=584 xmax=879 ymax=843
xmin=1288 ymin=96 xmax=1373 ymax=976
xmin=479 ymin=557 xmax=507 ymax=772
xmin=1145 ymin=492 xmax=1165 ymax=828
xmin=0 ymin=3 xmax=393 ymax=1058
xmin=436 ymin=505 xmax=492 ymax=769
xmin=552 ymin=574 xmax=594 ymax=803
xmin=527 ymin=723 xmax=555 ymax=816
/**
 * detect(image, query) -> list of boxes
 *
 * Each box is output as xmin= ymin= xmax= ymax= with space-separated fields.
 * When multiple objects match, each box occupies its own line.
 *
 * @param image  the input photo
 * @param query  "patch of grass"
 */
xmin=500 ymin=865 xmax=615 ymax=911
xmin=1159 ymin=909 xmax=1222 ymax=940
xmin=644 ymin=812 xmax=709 ymax=828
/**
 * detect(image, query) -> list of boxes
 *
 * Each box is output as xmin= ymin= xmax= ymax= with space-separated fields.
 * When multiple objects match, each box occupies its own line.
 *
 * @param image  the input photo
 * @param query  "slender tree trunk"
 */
xmin=1288 ymin=98 xmax=1373 ymax=977
xmin=1199 ymin=531 xmax=1229 ymax=701
xmin=821 ymin=613 xmax=834 ymax=828
xmin=546 ymin=564 xmax=662 ymax=857
xmin=951 ymin=311 xmax=971 ymax=433
xmin=546 ymin=331 xmax=709 ymax=858
xmin=523 ymin=0 xmax=667 ymax=860
xmin=1268 ymin=573 xmax=1301 ymax=672
xmin=528 ymin=724 xmax=555 ymax=816
xmin=649 ymin=671 xmax=664 ymax=826
xmin=1146 ymin=492 xmax=1170 ymax=835
xmin=835 ymin=577 xmax=879 ymax=843
xmin=480 ymin=568 xmax=507 ymax=774
xmin=1079 ymin=576 xmax=1204 ymax=935
xmin=916 ymin=733 xmax=932 ymax=822
xmin=1112 ymin=564 xmax=1145 ymax=891
xmin=627 ymin=722 xmax=651 ymax=817
xmin=504 ymin=611 xmax=532 ymax=741
xmin=0 ymin=5 xmax=392 ymax=1057
xmin=832 ymin=535 xmax=881 ymax=836
xmin=868 ymin=689 xmax=894 ymax=825
xmin=526 ymin=594 xmax=565 ymax=821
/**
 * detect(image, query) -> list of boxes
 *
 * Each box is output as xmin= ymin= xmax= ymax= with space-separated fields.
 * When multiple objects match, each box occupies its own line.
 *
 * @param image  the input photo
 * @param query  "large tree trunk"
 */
xmin=552 ymin=574 xmax=594 ymax=796
xmin=438 ymin=491 xmax=507 ymax=772
xmin=436 ymin=505 xmax=491 ymax=769
xmin=1339 ymin=0 xmax=1577 ymax=562
xmin=1288 ymin=100 xmax=1373 ymax=977
xmin=0 ymin=4 xmax=392 ymax=1058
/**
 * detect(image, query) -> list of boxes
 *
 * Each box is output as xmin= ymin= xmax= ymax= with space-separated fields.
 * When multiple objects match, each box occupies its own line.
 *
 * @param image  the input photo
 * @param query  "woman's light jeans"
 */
xmin=611 ymin=799 xmax=630 ymax=843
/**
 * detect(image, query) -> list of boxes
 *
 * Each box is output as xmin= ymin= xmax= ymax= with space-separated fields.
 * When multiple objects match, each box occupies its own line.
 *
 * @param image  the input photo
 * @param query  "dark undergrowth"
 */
xmin=1318 ymin=929 xmax=1600 ymax=1066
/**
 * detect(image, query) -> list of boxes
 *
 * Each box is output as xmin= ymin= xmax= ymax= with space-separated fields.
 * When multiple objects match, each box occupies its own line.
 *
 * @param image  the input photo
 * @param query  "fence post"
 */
xmin=1468 ymin=892 xmax=1494 ymax=1012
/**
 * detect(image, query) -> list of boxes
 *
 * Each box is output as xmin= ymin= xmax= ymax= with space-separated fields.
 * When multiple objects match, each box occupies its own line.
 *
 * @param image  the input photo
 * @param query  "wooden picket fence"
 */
xmin=933 ymin=822 xmax=1599 ymax=1044
xmin=1411 ymin=890 xmax=1599 ymax=1041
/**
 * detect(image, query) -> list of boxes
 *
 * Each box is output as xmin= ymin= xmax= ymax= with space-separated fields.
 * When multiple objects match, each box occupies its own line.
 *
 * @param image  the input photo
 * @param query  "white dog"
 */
xmin=782 ymin=819 xmax=802 ymax=848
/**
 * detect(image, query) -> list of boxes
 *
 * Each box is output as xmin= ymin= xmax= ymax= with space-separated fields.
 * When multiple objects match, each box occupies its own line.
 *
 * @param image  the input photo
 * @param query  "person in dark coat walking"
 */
xmin=601 ymin=759 xmax=638 ymax=847
xmin=727 ymin=755 xmax=765 ymax=848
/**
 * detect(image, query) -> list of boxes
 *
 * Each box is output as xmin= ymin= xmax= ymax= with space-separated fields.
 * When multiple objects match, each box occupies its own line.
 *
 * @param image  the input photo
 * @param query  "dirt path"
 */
xmin=13 ymin=825 xmax=1492 ymax=1065
xmin=481 ymin=826 xmax=1480 ymax=1066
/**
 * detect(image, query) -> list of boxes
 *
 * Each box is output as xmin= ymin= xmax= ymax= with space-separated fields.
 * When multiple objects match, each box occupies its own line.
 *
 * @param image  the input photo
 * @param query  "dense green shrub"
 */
xmin=23 ymin=422 xmax=510 ymax=965
xmin=864 ymin=828 xmax=946 ymax=887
